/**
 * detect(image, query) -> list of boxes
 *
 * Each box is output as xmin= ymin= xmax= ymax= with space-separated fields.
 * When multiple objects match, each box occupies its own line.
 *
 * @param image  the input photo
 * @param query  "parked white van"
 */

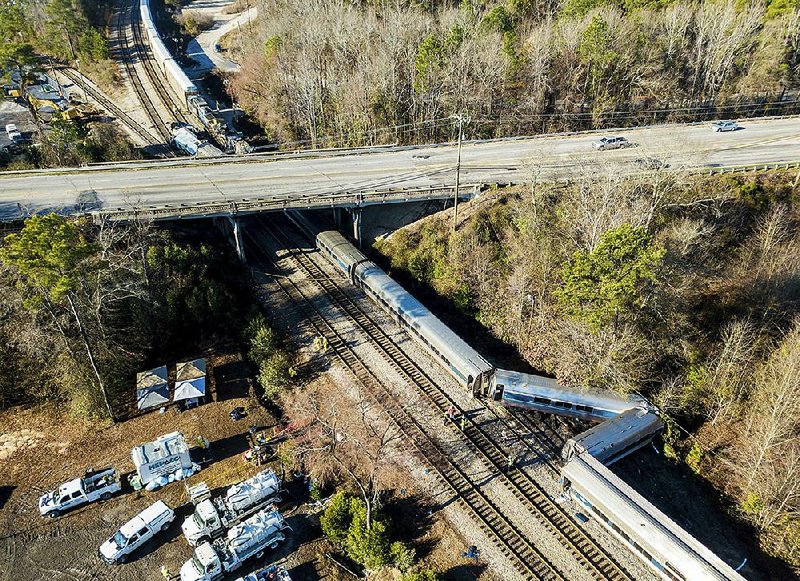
xmin=99 ymin=500 xmax=175 ymax=564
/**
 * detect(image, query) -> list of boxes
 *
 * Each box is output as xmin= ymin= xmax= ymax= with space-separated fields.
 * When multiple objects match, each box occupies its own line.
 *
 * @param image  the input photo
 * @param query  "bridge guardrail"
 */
xmin=93 ymin=184 xmax=484 ymax=223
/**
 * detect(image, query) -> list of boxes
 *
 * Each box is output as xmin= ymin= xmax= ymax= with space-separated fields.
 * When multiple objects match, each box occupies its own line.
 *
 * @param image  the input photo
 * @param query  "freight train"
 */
xmin=139 ymin=0 xmax=249 ymax=154
xmin=285 ymin=210 xmax=747 ymax=581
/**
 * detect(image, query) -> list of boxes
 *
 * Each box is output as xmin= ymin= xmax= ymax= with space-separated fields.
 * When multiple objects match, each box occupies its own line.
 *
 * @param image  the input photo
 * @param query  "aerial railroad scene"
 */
xmin=0 ymin=1 xmax=798 ymax=580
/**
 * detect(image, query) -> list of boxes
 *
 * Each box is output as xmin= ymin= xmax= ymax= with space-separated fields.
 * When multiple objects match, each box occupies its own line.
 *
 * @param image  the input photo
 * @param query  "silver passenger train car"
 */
xmin=287 ymin=211 xmax=494 ymax=395
xmin=490 ymin=368 xmax=647 ymax=422
xmin=562 ymin=453 xmax=745 ymax=581
xmin=561 ymin=407 xmax=663 ymax=465
xmin=140 ymin=0 xmax=201 ymax=109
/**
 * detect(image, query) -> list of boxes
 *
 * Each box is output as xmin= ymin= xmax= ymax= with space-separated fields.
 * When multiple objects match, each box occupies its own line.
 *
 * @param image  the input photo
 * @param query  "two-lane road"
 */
xmin=2 ymin=118 xmax=799 ymax=220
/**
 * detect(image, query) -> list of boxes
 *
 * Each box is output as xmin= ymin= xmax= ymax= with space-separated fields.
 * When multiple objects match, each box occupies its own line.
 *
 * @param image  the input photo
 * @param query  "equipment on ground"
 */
xmin=179 ymin=508 xmax=290 ymax=581
xmin=39 ymin=466 xmax=121 ymax=518
xmin=98 ymin=500 xmax=175 ymax=564
xmin=234 ymin=564 xmax=292 ymax=581
xmin=182 ymin=469 xmax=282 ymax=546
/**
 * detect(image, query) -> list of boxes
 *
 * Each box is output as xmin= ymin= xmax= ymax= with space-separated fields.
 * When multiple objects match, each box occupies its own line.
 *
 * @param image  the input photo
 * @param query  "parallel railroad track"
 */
xmin=112 ymin=0 xmax=173 ymax=154
xmin=59 ymin=68 xmax=158 ymax=147
xmin=252 ymin=214 xmax=633 ymax=581
xmin=245 ymin=224 xmax=562 ymax=581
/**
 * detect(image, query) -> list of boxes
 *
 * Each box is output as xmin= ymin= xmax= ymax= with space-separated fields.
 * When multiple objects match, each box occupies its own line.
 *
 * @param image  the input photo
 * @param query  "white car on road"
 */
xmin=592 ymin=136 xmax=631 ymax=151
xmin=711 ymin=120 xmax=739 ymax=132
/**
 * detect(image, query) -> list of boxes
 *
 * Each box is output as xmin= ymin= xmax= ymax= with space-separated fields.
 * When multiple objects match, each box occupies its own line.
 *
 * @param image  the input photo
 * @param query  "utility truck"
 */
xmin=182 ymin=469 xmax=282 ymax=546
xmin=39 ymin=467 xmax=121 ymax=518
xmin=179 ymin=508 xmax=290 ymax=581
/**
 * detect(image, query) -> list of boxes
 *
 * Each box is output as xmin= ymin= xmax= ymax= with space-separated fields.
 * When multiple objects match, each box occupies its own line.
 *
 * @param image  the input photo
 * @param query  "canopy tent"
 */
xmin=174 ymin=359 xmax=206 ymax=403
xmin=136 ymin=366 xmax=169 ymax=411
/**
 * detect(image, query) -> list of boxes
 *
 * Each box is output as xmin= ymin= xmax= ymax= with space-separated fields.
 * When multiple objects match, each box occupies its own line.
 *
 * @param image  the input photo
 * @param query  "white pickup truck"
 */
xmin=99 ymin=500 xmax=175 ymax=564
xmin=39 ymin=467 xmax=121 ymax=518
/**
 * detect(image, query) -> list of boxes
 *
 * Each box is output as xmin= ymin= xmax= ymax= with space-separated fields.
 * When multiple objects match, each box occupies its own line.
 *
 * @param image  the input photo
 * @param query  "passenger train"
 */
xmin=285 ymin=210 xmax=747 ymax=581
xmin=139 ymin=0 xmax=200 ymax=109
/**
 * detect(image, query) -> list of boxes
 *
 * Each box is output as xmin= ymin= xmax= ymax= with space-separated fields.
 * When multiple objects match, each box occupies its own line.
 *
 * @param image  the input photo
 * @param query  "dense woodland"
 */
xmin=231 ymin=0 xmax=800 ymax=145
xmin=375 ymin=167 xmax=800 ymax=566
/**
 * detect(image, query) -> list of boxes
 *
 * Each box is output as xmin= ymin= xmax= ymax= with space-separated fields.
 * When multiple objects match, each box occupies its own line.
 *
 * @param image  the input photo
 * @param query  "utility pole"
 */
xmin=451 ymin=114 xmax=468 ymax=232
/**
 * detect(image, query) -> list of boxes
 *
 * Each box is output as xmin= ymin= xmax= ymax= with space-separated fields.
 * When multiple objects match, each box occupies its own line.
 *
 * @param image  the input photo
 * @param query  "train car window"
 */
xmin=664 ymin=564 xmax=686 ymax=581
xmin=575 ymin=404 xmax=594 ymax=413
xmin=493 ymin=386 xmax=504 ymax=401
xmin=533 ymin=396 xmax=551 ymax=405
xmin=554 ymin=401 xmax=573 ymax=409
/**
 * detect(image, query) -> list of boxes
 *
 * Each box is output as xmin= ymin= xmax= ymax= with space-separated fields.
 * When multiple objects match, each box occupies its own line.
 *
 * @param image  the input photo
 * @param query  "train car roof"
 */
xmin=493 ymin=368 xmax=642 ymax=414
xmin=359 ymin=262 xmax=493 ymax=376
xmin=563 ymin=453 xmax=745 ymax=581
xmin=568 ymin=408 xmax=662 ymax=453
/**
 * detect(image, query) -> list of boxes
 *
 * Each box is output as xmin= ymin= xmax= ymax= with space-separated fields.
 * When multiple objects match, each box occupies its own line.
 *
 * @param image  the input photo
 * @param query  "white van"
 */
xmin=99 ymin=500 xmax=175 ymax=564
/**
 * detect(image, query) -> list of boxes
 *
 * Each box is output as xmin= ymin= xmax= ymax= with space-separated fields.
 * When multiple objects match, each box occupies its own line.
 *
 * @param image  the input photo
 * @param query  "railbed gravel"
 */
xmin=249 ymin=219 xmax=657 ymax=581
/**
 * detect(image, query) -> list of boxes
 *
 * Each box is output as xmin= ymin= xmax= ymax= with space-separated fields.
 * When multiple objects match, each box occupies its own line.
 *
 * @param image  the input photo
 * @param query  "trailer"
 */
xmin=39 ymin=467 xmax=121 ymax=518
xmin=131 ymin=432 xmax=197 ymax=490
xmin=180 ymin=509 xmax=290 ymax=581
xmin=182 ymin=469 xmax=282 ymax=546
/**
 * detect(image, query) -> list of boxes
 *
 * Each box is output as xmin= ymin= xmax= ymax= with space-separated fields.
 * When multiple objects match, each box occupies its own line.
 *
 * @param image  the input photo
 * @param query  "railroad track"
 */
xmin=245 ymin=225 xmax=562 ymax=581
xmin=254 ymin=214 xmax=633 ymax=581
xmin=59 ymin=68 xmax=158 ymax=147
xmin=112 ymin=0 xmax=173 ymax=153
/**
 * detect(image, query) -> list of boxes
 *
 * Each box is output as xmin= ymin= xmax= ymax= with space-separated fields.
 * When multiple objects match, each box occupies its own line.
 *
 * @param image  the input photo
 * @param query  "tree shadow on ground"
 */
xmin=0 ymin=486 xmax=15 ymax=510
xmin=441 ymin=562 xmax=486 ymax=580
xmin=213 ymin=360 xmax=252 ymax=401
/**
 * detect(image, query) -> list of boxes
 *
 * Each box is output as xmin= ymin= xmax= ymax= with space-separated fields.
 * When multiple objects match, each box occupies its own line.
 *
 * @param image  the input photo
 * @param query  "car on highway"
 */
xmin=592 ymin=136 xmax=631 ymax=151
xmin=711 ymin=120 xmax=739 ymax=132
xmin=5 ymin=123 xmax=22 ymax=141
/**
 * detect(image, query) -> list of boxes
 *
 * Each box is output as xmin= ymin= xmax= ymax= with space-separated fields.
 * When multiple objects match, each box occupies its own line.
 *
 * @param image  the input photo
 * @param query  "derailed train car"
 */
xmin=562 ymin=453 xmax=746 ymax=581
xmin=284 ymin=210 xmax=749 ymax=581
xmin=489 ymin=368 xmax=646 ymax=422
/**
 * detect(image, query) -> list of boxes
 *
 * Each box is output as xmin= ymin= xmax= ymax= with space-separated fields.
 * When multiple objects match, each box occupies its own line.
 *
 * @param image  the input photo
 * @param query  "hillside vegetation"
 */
xmin=231 ymin=0 xmax=800 ymax=145
xmin=375 ymin=168 xmax=800 ymax=566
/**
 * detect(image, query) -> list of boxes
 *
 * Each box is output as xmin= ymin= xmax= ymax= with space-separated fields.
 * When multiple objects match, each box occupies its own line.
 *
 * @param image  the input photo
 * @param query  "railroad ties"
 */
xmin=247 ymin=215 xmax=633 ymax=581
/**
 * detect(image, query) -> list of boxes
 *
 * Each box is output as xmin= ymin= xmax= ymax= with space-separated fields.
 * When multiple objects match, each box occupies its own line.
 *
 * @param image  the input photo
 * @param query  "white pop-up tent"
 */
xmin=136 ymin=366 xmax=169 ymax=411
xmin=174 ymin=358 xmax=206 ymax=406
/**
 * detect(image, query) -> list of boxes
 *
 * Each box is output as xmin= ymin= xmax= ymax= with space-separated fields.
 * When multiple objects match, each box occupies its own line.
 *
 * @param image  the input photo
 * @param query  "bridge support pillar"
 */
xmin=350 ymin=207 xmax=362 ymax=248
xmin=228 ymin=216 xmax=245 ymax=262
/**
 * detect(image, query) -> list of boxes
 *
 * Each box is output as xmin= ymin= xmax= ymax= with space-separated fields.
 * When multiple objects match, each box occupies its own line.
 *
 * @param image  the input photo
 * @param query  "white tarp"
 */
xmin=173 ymin=359 xmax=206 ymax=402
xmin=174 ymin=377 xmax=206 ymax=401
xmin=136 ymin=366 xmax=169 ymax=411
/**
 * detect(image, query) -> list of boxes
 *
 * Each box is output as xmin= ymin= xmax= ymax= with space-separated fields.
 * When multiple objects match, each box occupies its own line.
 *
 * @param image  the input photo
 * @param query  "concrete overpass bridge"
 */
xmin=2 ymin=117 xmax=800 ymax=250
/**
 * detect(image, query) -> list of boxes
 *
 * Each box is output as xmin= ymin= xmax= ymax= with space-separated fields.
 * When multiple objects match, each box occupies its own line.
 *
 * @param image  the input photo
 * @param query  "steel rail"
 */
xmin=244 ymin=225 xmax=562 ymax=581
xmin=257 ymin=214 xmax=633 ymax=581
xmin=113 ymin=1 xmax=173 ymax=154
xmin=60 ymin=68 xmax=159 ymax=146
